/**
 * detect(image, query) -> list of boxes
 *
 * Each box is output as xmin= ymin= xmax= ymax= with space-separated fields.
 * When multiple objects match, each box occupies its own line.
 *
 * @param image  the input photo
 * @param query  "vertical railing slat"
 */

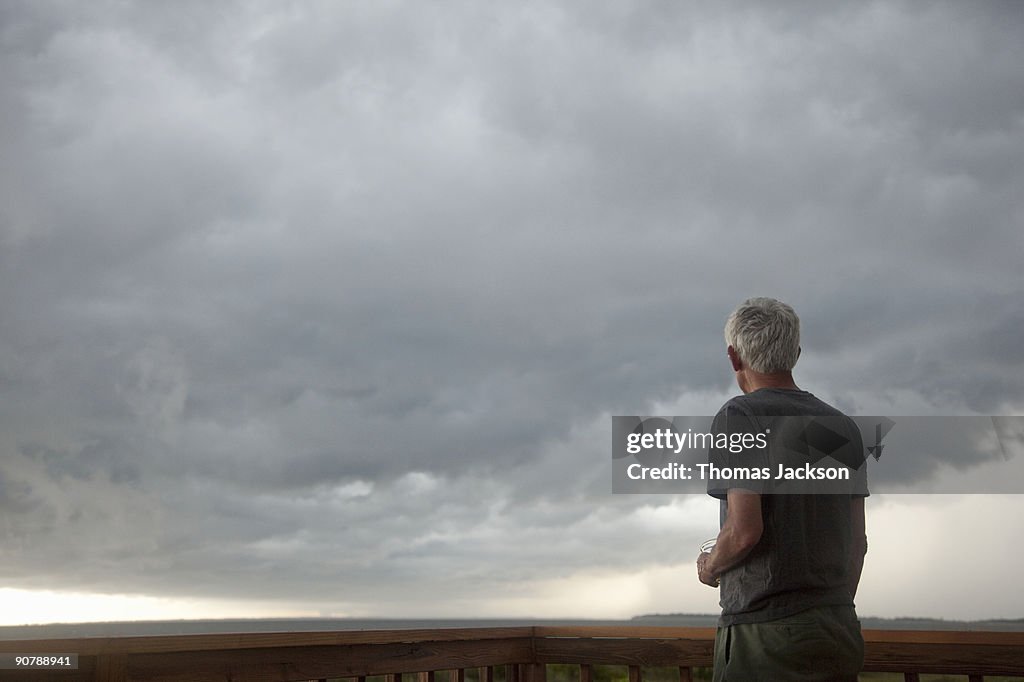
xmin=678 ymin=666 xmax=693 ymax=682
xmin=579 ymin=663 xmax=592 ymax=682
xmin=523 ymin=663 xmax=546 ymax=682
xmin=628 ymin=665 xmax=641 ymax=682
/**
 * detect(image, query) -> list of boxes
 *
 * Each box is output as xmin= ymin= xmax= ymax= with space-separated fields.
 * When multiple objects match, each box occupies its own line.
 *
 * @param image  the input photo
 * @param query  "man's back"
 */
xmin=710 ymin=388 xmax=867 ymax=626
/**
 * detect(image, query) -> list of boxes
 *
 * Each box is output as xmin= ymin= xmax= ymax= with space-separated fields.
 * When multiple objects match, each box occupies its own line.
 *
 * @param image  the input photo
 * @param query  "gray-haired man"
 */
xmin=696 ymin=297 xmax=868 ymax=681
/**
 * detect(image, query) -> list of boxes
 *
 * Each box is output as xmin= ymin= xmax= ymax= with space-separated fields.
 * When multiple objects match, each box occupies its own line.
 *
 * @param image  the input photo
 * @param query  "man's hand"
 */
xmin=697 ymin=552 xmax=720 ymax=588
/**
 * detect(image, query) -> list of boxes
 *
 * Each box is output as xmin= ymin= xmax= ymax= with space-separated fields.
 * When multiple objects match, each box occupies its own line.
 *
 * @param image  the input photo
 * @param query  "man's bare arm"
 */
xmin=848 ymin=496 xmax=867 ymax=601
xmin=697 ymin=489 xmax=763 ymax=586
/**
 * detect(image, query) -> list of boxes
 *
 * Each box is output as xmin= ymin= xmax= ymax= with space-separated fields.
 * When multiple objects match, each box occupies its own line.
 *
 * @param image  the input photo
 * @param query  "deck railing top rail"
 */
xmin=0 ymin=625 xmax=1022 ymax=681
xmin=2 ymin=625 xmax=1024 ymax=655
xmin=0 ymin=626 xmax=537 ymax=656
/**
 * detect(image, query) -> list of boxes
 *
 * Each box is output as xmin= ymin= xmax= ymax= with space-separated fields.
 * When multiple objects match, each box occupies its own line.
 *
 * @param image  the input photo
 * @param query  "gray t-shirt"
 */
xmin=707 ymin=388 xmax=868 ymax=626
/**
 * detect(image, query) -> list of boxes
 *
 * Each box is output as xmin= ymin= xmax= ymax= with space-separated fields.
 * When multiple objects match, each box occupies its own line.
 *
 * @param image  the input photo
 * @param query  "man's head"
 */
xmin=724 ymin=298 xmax=801 ymax=392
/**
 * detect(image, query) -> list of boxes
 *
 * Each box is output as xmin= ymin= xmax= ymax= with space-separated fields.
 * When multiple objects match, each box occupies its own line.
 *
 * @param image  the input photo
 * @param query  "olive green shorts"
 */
xmin=712 ymin=605 xmax=864 ymax=682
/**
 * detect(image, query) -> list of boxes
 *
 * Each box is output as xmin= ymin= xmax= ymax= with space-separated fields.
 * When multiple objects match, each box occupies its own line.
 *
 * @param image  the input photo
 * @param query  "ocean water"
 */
xmin=0 ymin=617 xmax=650 ymax=641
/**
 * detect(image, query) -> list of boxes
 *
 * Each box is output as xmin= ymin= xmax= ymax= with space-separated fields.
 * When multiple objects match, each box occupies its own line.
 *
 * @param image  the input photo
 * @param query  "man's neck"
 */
xmin=741 ymin=370 xmax=800 ymax=394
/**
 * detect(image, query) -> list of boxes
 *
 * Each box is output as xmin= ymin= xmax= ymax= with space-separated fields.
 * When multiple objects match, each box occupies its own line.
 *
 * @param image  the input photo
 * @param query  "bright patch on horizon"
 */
xmin=0 ymin=589 xmax=314 ymax=626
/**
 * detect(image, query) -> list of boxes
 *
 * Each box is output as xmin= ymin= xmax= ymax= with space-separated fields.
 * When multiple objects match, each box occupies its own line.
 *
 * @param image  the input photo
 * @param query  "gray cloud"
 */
xmin=1 ymin=1 xmax=1022 ymax=617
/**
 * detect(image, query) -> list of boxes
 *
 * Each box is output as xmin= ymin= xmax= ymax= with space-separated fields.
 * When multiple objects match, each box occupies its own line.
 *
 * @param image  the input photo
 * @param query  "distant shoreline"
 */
xmin=2 ymin=614 xmax=1023 ymax=640
xmin=630 ymin=613 xmax=1024 ymax=632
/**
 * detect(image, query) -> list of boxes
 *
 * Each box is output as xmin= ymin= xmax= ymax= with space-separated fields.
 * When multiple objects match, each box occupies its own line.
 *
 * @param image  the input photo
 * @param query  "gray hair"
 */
xmin=724 ymin=298 xmax=801 ymax=373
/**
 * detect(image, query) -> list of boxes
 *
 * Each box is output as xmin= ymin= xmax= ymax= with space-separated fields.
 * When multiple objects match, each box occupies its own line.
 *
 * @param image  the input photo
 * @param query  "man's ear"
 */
xmin=727 ymin=345 xmax=743 ymax=372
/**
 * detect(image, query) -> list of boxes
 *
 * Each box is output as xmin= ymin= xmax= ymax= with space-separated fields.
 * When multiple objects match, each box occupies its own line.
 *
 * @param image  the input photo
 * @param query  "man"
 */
xmin=696 ymin=297 xmax=868 ymax=682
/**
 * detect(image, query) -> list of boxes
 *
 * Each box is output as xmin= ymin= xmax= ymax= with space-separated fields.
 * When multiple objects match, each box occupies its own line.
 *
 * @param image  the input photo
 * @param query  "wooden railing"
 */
xmin=1 ymin=626 xmax=1022 ymax=681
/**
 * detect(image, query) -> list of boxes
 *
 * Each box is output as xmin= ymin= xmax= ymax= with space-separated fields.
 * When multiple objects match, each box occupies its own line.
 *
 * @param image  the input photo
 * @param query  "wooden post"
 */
xmin=94 ymin=655 xmax=127 ymax=682
xmin=523 ymin=663 xmax=547 ymax=682
xmin=579 ymin=664 xmax=592 ymax=682
xmin=678 ymin=666 xmax=693 ymax=682
xmin=628 ymin=665 xmax=641 ymax=682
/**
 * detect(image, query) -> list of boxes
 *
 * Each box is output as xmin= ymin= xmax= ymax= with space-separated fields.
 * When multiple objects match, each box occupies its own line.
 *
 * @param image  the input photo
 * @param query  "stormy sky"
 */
xmin=1 ymin=1 xmax=1023 ymax=625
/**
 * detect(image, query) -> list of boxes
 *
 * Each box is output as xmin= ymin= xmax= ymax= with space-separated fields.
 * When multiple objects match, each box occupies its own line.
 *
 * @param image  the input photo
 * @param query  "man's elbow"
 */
xmin=734 ymin=522 xmax=763 ymax=553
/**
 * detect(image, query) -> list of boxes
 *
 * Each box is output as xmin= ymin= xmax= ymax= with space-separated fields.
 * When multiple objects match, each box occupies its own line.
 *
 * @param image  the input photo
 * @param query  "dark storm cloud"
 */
xmin=1 ymin=1 xmax=1022 ymax=608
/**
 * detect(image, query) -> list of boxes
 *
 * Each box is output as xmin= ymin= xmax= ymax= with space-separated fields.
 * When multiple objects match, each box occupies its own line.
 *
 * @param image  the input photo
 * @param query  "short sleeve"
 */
xmin=707 ymin=402 xmax=770 ymax=499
